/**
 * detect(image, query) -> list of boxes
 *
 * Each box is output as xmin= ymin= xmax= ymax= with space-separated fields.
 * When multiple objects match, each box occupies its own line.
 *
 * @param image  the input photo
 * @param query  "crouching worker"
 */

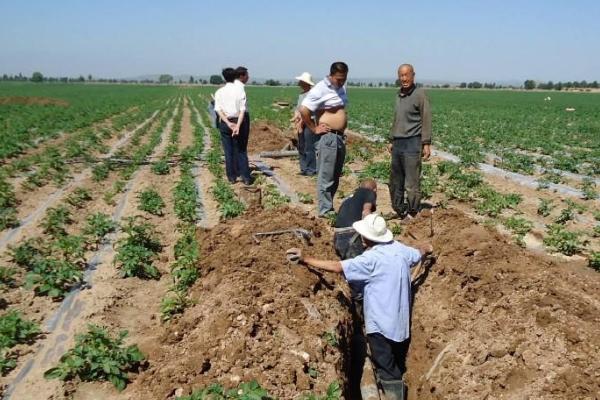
xmin=286 ymin=213 xmax=433 ymax=400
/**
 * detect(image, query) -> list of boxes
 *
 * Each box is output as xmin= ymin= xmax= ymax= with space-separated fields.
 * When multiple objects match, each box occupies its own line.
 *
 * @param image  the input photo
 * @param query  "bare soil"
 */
xmin=248 ymin=121 xmax=293 ymax=154
xmin=0 ymin=96 xmax=70 ymax=107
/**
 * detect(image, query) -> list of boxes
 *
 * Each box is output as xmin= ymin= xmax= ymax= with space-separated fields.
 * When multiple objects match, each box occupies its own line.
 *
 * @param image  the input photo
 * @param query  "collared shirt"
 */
xmin=390 ymin=85 xmax=432 ymax=144
xmin=233 ymin=80 xmax=249 ymax=112
xmin=341 ymin=241 xmax=421 ymax=342
xmin=301 ymin=77 xmax=348 ymax=112
xmin=214 ymin=82 xmax=246 ymax=118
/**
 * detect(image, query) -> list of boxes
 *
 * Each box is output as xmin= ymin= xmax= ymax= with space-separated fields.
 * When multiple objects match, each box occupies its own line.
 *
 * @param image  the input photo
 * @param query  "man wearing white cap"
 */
xmin=286 ymin=213 xmax=433 ymax=400
xmin=292 ymin=72 xmax=319 ymax=175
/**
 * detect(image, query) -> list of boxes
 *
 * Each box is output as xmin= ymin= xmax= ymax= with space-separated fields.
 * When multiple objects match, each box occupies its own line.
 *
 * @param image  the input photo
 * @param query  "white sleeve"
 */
xmin=238 ymin=90 xmax=247 ymax=113
xmin=301 ymin=85 xmax=324 ymax=112
xmin=214 ymin=90 xmax=223 ymax=113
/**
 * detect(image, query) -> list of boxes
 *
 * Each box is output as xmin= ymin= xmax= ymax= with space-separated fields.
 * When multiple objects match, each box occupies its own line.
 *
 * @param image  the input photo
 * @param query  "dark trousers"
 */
xmin=298 ymin=126 xmax=320 ymax=175
xmin=367 ymin=333 xmax=410 ymax=381
xmin=219 ymin=120 xmax=251 ymax=183
xmin=389 ymin=135 xmax=422 ymax=216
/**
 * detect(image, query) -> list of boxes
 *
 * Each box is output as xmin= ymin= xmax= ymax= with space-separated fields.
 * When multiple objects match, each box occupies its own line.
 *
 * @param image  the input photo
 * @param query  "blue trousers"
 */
xmin=298 ymin=126 xmax=320 ymax=175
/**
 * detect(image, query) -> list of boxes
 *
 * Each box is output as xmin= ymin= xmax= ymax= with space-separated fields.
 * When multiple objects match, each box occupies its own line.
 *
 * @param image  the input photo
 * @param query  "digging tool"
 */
xmin=429 ymin=208 xmax=434 ymax=237
xmin=253 ymin=228 xmax=312 ymax=245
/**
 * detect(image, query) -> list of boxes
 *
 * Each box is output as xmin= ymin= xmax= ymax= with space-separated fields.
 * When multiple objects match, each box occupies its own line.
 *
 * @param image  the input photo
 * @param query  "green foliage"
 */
xmin=151 ymin=159 xmax=170 ymax=175
xmin=0 ymin=174 xmax=19 ymax=230
xmin=390 ymin=223 xmax=403 ymax=235
xmin=44 ymin=325 xmax=145 ymax=391
xmin=589 ymin=252 xmax=600 ymax=272
xmin=0 ymin=266 xmax=17 ymax=286
xmin=359 ymin=160 xmax=390 ymax=181
xmin=580 ymin=178 xmax=598 ymax=200
xmin=322 ymin=331 xmax=339 ymax=347
xmin=92 ymin=161 xmax=111 ymax=182
xmin=10 ymin=238 xmax=45 ymax=269
xmin=40 ymin=206 xmax=73 ymax=237
xmin=83 ymin=213 xmax=118 ymax=244
xmin=504 ymin=216 xmax=533 ymax=247
xmin=25 ymin=257 xmax=83 ymax=298
xmin=137 ymin=189 xmax=166 ymax=216
xmin=173 ymin=174 xmax=198 ymax=222
xmin=301 ymin=381 xmax=342 ymax=400
xmin=51 ymin=234 xmax=87 ymax=261
xmin=66 ymin=188 xmax=93 ymax=209
xmin=475 ymin=187 xmax=521 ymax=217
xmin=179 ymin=380 xmax=271 ymax=400
xmin=114 ymin=217 xmax=162 ymax=279
xmin=537 ymin=198 xmax=555 ymax=217
xmin=543 ymin=224 xmax=582 ymax=256
xmin=263 ymin=184 xmax=291 ymax=209
xmin=160 ymin=290 xmax=190 ymax=322
xmin=212 ymin=180 xmax=245 ymax=219
xmin=0 ymin=310 xmax=40 ymax=349
xmin=297 ymin=192 xmax=314 ymax=204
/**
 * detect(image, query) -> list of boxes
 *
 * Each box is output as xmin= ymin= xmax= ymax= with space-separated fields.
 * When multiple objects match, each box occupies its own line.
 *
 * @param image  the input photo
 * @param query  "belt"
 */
xmin=226 ymin=117 xmax=239 ymax=122
xmin=329 ymin=130 xmax=345 ymax=135
xmin=334 ymin=226 xmax=355 ymax=233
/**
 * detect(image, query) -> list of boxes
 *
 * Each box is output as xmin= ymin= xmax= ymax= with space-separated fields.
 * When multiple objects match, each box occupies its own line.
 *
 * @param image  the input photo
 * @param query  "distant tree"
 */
xmin=554 ymin=82 xmax=563 ymax=91
xmin=442 ymin=83 xmax=450 ymax=88
xmin=78 ymin=75 xmax=85 ymax=82
xmin=265 ymin=79 xmax=281 ymax=86
xmin=591 ymin=81 xmax=599 ymax=89
xmin=88 ymin=74 xmax=93 ymax=81
xmin=251 ymin=80 xmax=258 ymax=85
xmin=209 ymin=74 xmax=224 ymax=85
xmin=189 ymin=76 xmax=195 ymax=84
xmin=468 ymin=81 xmax=482 ymax=89
xmin=1 ymin=74 xmax=7 ymax=81
xmin=459 ymin=82 xmax=467 ymax=88
xmin=31 ymin=71 xmax=44 ymax=82
xmin=368 ymin=82 xmax=374 ymax=87
xmin=159 ymin=74 xmax=173 ymax=84
xmin=394 ymin=79 xmax=401 ymax=87
xmin=524 ymin=80 xmax=536 ymax=90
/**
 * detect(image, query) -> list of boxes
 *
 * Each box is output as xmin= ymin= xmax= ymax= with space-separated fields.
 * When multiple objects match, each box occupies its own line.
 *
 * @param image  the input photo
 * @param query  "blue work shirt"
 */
xmin=341 ymin=241 xmax=421 ymax=342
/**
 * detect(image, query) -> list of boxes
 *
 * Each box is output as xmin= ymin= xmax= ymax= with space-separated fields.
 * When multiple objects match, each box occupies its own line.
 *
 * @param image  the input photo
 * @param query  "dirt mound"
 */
xmin=126 ymin=207 xmax=352 ymax=399
xmin=248 ymin=121 xmax=292 ymax=153
xmin=0 ymin=96 xmax=70 ymax=107
xmin=401 ymin=209 xmax=600 ymax=399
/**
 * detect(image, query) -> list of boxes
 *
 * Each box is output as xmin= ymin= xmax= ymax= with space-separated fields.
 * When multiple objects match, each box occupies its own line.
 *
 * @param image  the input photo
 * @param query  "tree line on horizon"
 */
xmin=1 ymin=72 xmax=599 ymax=91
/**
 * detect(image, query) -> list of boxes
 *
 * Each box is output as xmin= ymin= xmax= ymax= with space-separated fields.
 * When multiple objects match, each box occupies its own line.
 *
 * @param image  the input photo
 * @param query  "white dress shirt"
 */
xmin=301 ymin=77 xmax=348 ymax=112
xmin=214 ymin=82 xmax=246 ymax=118
xmin=234 ymin=79 xmax=249 ymax=112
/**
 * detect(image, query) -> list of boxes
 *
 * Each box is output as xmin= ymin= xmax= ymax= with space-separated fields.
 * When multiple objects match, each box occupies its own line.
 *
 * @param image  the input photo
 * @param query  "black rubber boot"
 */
xmin=380 ymin=379 xmax=407 ymax=400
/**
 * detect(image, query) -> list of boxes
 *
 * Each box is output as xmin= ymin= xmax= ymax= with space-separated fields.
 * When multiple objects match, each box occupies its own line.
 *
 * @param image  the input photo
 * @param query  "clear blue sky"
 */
xmin=1 ymin=0 xmax=599 ymax=82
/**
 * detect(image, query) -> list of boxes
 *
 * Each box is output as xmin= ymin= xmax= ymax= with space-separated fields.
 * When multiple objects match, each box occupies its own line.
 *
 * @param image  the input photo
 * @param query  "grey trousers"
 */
xmin=389 ymin=135 xmax=422 ymax=216
xmin=316 ymin=132 xmax=346 ymax=216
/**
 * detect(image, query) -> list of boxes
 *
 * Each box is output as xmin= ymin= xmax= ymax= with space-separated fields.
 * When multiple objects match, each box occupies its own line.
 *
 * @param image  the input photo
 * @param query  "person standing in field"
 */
xmin=213 ymin=67 xmax=252 ymax=185
xmin=299 ymin=62 xmax=349 ymax=216
xmin=234 ymin=66 xmax=253 ymax=184
xmin=291 ymin=72 xmax=319 ymax=175
xmin=286 ymin=213 xmax=433 ymax=400
xmin=388 ymin=64 xmax=432 ymax=219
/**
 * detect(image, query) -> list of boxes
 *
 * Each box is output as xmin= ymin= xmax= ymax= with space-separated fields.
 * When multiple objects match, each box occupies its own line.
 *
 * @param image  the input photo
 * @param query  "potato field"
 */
xmin=0 ymin=83 xmax=599 ymax=400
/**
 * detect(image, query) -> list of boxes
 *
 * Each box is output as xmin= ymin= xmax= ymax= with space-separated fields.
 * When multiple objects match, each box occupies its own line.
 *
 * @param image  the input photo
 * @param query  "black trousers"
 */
xmin=389 ymin=135 xmax=422 ymax=216
xmin=219 ymin=119 xmax=251 ymax=183
xmin=367 ymin=333 xmax=410 ymax=381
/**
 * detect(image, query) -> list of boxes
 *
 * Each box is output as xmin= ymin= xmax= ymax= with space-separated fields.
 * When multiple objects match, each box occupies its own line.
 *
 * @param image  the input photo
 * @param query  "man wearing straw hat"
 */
xmin=286 ymin=213 xmax=433 ymax=400
xmin=291 ymin=72 xmax=319 ymax=175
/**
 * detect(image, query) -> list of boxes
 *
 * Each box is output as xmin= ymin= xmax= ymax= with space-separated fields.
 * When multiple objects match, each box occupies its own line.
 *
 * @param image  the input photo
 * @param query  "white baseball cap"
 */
xmin=352 ymin=213 xmax=394 ymax=243
xmin=295 ymin=72 xmax=315 ymax=86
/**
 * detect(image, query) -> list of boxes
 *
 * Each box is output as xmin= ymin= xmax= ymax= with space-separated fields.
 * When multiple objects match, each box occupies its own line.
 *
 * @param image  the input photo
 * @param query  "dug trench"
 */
xmin=111 ymin=118 xmax=599 ymax=399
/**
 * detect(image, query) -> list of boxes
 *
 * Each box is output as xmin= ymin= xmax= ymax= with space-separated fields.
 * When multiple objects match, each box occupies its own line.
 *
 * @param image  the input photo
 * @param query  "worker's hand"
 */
xmin=422 ymin=144 xmax=431 ymax=160
xmin=315 ymin=123 xmax=331 ymax=134
xmin=232 ymin=126 xmax=240 ymax=136
xmin=387 ymin=143 xmax=393 ymax=153
xmin=417 ymin=242 xmax=434 ymax=256
xmin=286 ymin=248 xmax=303 ymax=264
xmin=226 ymin=121 xmax=236 ymax=131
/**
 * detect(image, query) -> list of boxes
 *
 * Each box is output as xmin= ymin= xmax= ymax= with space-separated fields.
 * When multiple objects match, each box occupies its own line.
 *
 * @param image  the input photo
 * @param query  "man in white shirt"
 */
xmin=213 ymin=67 xmax=252 ymax=184
xmin=299 ymin=62 xmax=349 ymax=216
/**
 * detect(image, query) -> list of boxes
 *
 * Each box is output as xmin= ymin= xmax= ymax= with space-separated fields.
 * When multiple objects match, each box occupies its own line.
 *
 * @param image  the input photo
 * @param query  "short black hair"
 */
xmin=330 ymin=62 xmax=349 ymax=75
xmin=222 ymin=67 xmax=236 ymax=83
xmin=235 ymin=66 xmax=248 ymax=79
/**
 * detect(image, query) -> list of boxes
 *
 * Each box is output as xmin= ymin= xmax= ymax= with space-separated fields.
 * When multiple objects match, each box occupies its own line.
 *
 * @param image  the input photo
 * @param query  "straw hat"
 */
xmin=295 ymin=72 xmax=315 ymax=86
xmin=352 ymin=213 xmax=393 ymax=243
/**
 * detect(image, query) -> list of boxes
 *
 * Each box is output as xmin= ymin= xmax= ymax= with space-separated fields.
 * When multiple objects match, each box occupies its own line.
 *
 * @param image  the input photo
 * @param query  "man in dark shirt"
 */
xmin=389 ymin=64 xmax=432 ymax=219
xmin=334 ymin=179 xmax=377 ymax=260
